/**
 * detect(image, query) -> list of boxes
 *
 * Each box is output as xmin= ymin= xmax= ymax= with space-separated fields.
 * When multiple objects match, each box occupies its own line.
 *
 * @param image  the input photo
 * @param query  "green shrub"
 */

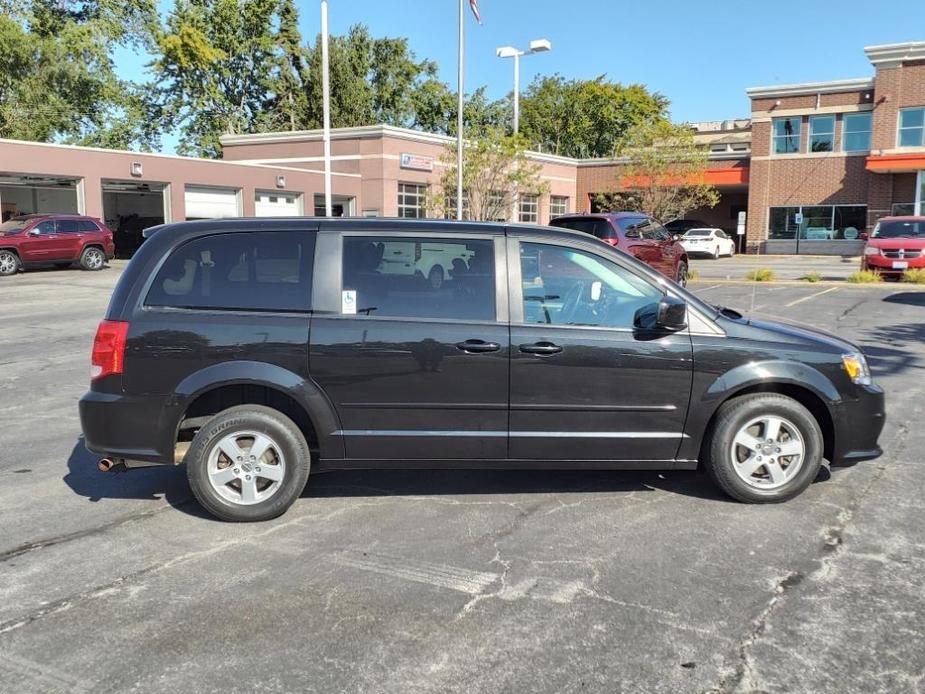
xmin=847 ymin=270 xmax=883 ymax=283
xmin=745 ymin=268 xmax=774 ymax=282
xmin=803 ymin=271 xmax=823 ymax=283
xmin=901 ymin=268 xmax=925 ymax=284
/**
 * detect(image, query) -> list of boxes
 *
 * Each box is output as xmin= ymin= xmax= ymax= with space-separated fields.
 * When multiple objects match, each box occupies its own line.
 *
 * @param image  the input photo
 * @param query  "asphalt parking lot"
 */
xmin=1 ymin=263 xmax=923 ymax=694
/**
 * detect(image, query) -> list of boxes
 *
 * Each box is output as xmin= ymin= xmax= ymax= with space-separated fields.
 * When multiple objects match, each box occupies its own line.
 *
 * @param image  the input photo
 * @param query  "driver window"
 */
xmin=34 ymin=220 xmax=56 ymax=234
xmin=520 ymin=242 xmax=662 ymax=328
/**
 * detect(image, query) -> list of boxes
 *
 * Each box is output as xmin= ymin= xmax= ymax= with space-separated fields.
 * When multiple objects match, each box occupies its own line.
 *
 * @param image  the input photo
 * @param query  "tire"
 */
xmin=676 ymin=260 xmax=688 ymax=287
xmin=703 ymin=393 xmax=824 ymax=503
xmin=186 ymin=405 xmax=311 ymax=522
xmin=728 ymin=244 xmax=735 ymax=258
xmin=712 ymin=245 xmax=720 ymax=259
xmin=79 ymin=246 xmax=106 ymax=271
xmin=0 ymin=250 xmax=19 ymax=276
xmin=428 ymin=265 xmax=444 ymax=290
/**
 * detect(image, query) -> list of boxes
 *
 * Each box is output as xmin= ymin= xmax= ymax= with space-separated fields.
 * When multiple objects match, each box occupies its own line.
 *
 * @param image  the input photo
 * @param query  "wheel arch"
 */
xmin=169 ymin=361 xmax=343 ymax=461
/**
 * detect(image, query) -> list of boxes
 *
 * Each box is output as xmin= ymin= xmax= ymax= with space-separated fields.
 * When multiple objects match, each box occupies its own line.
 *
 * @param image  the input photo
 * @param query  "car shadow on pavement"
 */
xmin=63 ymin=438 xmax=207 ymax=517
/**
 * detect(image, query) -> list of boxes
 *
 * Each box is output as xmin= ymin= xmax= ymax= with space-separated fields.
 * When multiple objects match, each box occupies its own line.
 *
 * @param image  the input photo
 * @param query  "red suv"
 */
xmin=550 ymin=212 xmax=690 ymax=286
xmin=861 ymin=216 xmax=925 ymax=278
xmin=0 ymin=214 xmax=115 ymax=276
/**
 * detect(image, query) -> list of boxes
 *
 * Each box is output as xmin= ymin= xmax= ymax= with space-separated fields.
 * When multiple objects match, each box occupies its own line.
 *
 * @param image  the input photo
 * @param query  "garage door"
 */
xmin=184 ymin=186 xmax=240 ymax=220
xmin=255 ymin=191 xmax=302 ymax=217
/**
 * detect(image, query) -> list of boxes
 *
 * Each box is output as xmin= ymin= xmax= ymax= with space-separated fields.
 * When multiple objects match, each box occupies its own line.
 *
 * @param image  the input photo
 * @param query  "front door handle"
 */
xmin=519 ymin=341 xmax=563 ymax=355
xmin=456 ymin=339 xmax=501 ymax=353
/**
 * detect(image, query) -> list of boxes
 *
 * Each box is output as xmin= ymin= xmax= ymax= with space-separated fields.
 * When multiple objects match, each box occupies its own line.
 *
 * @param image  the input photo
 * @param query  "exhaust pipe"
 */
xmin=98 ymin=458 xmax=117 ymax=472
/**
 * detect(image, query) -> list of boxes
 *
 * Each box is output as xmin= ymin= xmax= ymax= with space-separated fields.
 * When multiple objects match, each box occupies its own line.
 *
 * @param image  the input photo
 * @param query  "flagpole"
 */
xmin=321 ymin=0 xmax=333 ymax=217
xmin=456 ymin=0 xmax=464 ymax=221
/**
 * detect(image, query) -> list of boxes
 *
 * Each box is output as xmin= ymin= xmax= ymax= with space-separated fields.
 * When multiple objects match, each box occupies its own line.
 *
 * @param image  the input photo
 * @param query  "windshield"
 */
xmin=872 ymin=220 xmax=925 ymax=239
xmin=0 ymin=219 xmax=29 ymax=234
xmin=684 ymin=229 xmax=713 ymax=237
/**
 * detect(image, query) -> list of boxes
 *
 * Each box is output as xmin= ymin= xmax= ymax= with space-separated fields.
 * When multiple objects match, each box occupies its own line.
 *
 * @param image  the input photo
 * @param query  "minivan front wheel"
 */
xmin=186 ymin=405 xmax=310 ymax=522
xmin=704 ymin=393 xmax=823 ymax=503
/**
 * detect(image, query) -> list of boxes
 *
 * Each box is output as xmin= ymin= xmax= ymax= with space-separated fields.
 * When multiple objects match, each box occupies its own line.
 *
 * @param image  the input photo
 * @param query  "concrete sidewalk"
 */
xmin=689 ymin=253 xmax=862 ymax=281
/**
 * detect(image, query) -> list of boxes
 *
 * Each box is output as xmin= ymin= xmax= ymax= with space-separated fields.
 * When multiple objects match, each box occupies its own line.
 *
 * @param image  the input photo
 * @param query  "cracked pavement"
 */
xmin=1 ymin=266 xmax=923 ymax=693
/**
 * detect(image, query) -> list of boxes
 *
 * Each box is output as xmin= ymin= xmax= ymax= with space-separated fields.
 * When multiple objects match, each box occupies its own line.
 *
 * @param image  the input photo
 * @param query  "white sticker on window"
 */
xmin=342 ymin=289 xmax=357 ymax=315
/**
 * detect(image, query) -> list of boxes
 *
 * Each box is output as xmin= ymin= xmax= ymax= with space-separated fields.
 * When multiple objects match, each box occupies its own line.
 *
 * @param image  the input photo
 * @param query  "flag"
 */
xmin=469 ymin=0 xmax=481 ymax=24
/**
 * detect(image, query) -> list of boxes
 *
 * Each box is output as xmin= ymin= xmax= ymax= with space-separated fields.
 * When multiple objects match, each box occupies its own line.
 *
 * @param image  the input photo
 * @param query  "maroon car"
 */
xmin=550 ymin=212 xmax=690 ymax=286
xmin=0 ymin=214 xmax=115 ymax=276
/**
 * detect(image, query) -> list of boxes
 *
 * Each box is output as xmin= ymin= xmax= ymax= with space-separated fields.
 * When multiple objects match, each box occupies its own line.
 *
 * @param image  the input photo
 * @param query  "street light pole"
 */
xmin=321 ymin=0 xmax=333 ymax=217
xmin=456 ymin=0 xmax=464 ymax=221
xmin=496 ymin=39 xmax=551 ymax=135
xmin=512 ymin=52 xmax=520 ymax=133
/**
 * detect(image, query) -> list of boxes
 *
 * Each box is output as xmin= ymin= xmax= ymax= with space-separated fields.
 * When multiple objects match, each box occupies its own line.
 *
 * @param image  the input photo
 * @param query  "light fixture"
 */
xmin=130 ymin=162 xmax=143 ymax=177
xmin=276 ymin=175 xmax=286 ymax=189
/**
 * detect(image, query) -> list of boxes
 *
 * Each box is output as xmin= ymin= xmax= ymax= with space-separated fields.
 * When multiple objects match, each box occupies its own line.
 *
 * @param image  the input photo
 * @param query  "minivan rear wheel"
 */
xmin=703 ymin=393 xmax=823 ymax=503
xmin=186 ymin=405 xmax=310 ymax=522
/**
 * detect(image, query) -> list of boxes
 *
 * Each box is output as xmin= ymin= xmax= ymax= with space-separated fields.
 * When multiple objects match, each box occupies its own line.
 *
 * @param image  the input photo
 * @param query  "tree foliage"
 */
xmin=0 ymin=0 xmax=160 ymax=148
xmin=592 ymin=121 xmax=719 ymax=222
xmin=518 ymin=75 xmax=669 ymax=158
xmin=430 ymin=128 xmax=548 ymax=222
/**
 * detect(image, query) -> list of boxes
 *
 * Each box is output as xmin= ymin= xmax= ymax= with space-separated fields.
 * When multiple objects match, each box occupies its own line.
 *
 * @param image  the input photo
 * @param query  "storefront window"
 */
xmin=898 ymin=108 xmax=925 ymax=148
xmin=809 ymin=115 xmax=835 ymax=152
xmin=768 ymin=205 xmax=867 ymax=241
xmin=843 ymin=113 xmax=872 ymax=152
xmin=772 ymin=117 xmax=801 ymax=154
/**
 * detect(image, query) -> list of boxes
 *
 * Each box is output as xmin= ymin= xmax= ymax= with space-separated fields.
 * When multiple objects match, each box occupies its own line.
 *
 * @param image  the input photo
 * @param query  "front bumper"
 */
xmin=862 ymin=255 xmax=925 ymax=275
xmin=79 ymin=389 xmax=175 ymax=464
xmin=831 ymin=383 xmax=886 ymax=465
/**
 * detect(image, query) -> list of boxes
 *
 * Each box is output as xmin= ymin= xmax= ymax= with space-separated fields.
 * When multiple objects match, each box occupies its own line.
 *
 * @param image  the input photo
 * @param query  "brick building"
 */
xmin=1 ymin=40 xmax=923 ymax=257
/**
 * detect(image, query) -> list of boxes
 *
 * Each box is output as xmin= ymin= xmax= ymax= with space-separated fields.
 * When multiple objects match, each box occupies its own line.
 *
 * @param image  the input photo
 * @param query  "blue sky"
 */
xmin=119 ymin=0 xmax=925 ymax=153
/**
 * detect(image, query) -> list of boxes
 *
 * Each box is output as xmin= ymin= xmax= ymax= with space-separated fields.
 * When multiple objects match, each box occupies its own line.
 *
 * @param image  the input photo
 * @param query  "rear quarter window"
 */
xmin=145 ymin=231 xmax=315 ymax=312
xmin=549 ymin=218 xmax=616 ymax=240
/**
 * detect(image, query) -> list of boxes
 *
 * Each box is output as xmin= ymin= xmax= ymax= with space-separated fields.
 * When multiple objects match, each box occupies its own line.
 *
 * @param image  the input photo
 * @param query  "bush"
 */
xmin=686 ymin=268 xmax=700 ymax=281
xmin=847 ymin=270 xmax=883 ymax=283
xmin=804 ymin=271 xmax=822 ymax=283
xmin=901 ymin=268 xmax=925 ymax=284
xmin=745 ymin=268 xmax=774 ymax=282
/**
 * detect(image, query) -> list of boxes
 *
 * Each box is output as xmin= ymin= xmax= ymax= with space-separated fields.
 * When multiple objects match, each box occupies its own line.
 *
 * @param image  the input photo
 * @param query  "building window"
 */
xmin=549 ymin=196 xmax=569 ymax=218
xmin=898 ymin=108 xmax=925 ymax=148
xmin=710 ymin=143 xmax=728 ymax=154
xmin=397 ymin=183 xmax=427 ymax=218
xmin=772 ymin=117 xmax=801 ymax=154
xmin=842 ymin=113 xmax=872 ymax=152
xmin=809 ymin=115 xmax=835 ymax=152
xmin=892 ymin=203 xmax=916 ymax=216
xmin=443 ymin=192 xmax=470 ymax=220
xmin=730 ymin=142 xmax=750 ymax=152
xmin=768 ymin=205 xmax=867 ymax=241
xmin=518 ymin=194 xmax=539 ymax=223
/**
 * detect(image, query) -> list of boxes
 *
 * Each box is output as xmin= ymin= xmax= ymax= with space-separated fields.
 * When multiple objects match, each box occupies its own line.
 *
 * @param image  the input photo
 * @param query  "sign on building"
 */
xmin=400 ymin=153 xmax=435 ymax=172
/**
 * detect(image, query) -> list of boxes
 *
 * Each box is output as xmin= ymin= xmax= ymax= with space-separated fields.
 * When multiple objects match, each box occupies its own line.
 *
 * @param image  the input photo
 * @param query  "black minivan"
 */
xmin=79 ymin=218 xmax=885 ymax=521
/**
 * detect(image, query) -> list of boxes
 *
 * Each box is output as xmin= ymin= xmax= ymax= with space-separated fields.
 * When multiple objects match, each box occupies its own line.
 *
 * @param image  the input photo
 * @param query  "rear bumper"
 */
xmin=831 ymin=383 xmax=886 ymax=466
xmin=79 ymin=389 xmax=175 ymax=464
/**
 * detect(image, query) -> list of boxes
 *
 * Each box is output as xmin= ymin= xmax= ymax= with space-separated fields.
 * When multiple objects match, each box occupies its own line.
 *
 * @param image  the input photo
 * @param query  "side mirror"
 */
xmin=859 ymin=231 xmax=869 ymax=241
xmin=29 ymin=228 xmax=40 ymax=236
xmin=624 ymin=229 xmax=640 ymax=239
xmin=634 ymin=296 xmax=688 ymax=332
xmin=672 ymin=233 xmax=681 ymax=242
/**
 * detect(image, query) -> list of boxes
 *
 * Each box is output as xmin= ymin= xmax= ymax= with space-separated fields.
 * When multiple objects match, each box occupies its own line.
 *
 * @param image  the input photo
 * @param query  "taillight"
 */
xmin=91 ymin=320 xmax=129 ymax=381
xmin=603 ymin=237 xmax=620 ymax=246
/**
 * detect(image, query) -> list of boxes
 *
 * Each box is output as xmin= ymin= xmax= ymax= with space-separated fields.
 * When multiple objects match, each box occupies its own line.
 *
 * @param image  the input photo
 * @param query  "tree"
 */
xmin=430 ymin=128 xmax=548 ymax=222
xmin=518 ymin=75 xmax=669 ymax=158
xmin=0 ymin=0 xmax=160 ymax=149
xmin=592 ymin=120 xmax=720 ymax=222
xmin=409 ymin=81 xmax=509 ymax=137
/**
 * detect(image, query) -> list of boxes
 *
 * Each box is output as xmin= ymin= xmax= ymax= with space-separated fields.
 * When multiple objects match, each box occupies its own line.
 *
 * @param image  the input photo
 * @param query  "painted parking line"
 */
xmin=783 ymin=286 xmax=839 ymax=308
xmin=693 ymin=283 xmax=723 ymax=291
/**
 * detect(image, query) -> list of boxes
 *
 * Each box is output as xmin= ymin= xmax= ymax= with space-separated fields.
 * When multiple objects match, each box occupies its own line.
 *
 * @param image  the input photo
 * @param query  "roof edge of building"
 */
xmin=745 ymin=77 xmax=875 ymax=99
xmin=864 ymin=40 xmax=925 ymax=66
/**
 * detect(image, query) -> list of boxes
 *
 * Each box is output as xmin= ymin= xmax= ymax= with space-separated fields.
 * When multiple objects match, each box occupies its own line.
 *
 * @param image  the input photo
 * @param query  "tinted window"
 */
xmin=872 ymin=220 xmax=925 ymax=239
xmin=56 ymin=219 xmax=79 ymax=233
xmin=342 ymin=236 xmax=495 ymax=321
xmin=684 ymin=229 xmax=713 ymax=237
xmin=617 ymin=217 xmax=648 ymax=237
xmin=520 ymin=242 xmax=662 ymax=328
xmin=77 ymin=220 xmax=100 ymax=232
xmin=146 ymin=231 xmax=315 ymax=312
xmin=549 ymin=218 xmax=616 ymax=240
xmin=34 ymin=220 xmax=56 ymax=234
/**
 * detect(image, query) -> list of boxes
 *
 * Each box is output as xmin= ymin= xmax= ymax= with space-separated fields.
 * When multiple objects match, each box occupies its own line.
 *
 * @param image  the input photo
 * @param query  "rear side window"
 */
xmin=77 ymin=220 xmax=100 ymax=232
xmin=57 ymin=219 xmax=79 ymax=233
xmin=549 ymin=218 xmax=616 ymax=240
xmin=342 ymin=236 xmax=495 ymax=321
xmin=146 ymin=231 xmax=315 ymax=312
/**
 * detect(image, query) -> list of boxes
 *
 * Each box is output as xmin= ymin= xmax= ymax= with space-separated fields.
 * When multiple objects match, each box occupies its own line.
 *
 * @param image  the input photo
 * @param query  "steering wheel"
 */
xmin=559 ymin=282 xmax=584 ymax=324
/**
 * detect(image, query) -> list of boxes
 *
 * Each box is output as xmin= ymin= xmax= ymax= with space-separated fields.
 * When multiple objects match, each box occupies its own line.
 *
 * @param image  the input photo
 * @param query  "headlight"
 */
xmin=863 ymin=246 xmax=881 ymax=256
xmin=842 ymin=352 xmax=872 ymax=385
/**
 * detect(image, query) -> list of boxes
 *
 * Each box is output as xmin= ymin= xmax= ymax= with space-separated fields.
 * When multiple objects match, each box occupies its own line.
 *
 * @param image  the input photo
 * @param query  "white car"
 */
xmin=679 ymin=228 xmax=736 ymax=259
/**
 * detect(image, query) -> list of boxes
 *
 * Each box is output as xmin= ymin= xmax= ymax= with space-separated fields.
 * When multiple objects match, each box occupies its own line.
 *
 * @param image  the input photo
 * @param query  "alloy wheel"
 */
xmin=85 ymin=248 xmax=104 ymax=270
xmin=206 ymin=431 xmax=287 ymax=505
xmin=0 ymin=251 xmax=17 ymax=275
xmin=729 ymin=415 xmax=805 ymax=490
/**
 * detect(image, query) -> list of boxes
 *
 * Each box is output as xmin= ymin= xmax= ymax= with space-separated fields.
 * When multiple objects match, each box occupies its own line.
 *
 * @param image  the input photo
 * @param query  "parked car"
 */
xmin=860 ymin=216 xmax=925 ymax=277
xmin=665 ymin=218 xmax=712 ymax=235
xmin=0 ymin=214 xmax=115 ymax=276
xmin=79 ymin=218 xmax=885 ymax=521
xmin=549 ymin=212 xmax=689 ymax=286
xmin=679 ymin=227 xmax=736 ymax=259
